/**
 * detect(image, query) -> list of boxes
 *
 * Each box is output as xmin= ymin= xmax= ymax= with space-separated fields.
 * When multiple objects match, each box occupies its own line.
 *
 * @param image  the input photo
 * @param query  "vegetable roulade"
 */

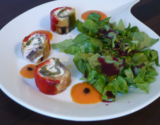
xmin=34 ymin=57 xmax=71 ymax=95
xmin=50 ymin=7 xmax=76 ymax=34
xmin=21 ymin=32 xmax=51 ymax=63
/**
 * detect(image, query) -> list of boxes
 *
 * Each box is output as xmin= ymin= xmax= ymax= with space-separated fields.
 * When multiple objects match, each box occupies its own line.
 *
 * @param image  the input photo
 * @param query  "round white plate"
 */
xmin=0 ymin=0 xmax=160 ymax=121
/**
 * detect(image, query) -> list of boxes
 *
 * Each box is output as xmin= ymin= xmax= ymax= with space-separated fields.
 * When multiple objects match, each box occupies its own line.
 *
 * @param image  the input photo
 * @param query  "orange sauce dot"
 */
xmin=20 ymin=64 xmax=36 ymax=79
xmin=31 ymin=30 xmax=53 ymax=41
xmin=71 ymin=82 xmax=102 ymax=104
xmin=81 ymin=10 xmax=107 ymax=21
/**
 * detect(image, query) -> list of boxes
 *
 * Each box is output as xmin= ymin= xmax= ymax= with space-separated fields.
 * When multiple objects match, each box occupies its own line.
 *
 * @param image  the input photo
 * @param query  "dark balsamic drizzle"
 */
xmin=83 ymin=88 xmax=90 ymax=94
xmin=41 ymin=56 xmax=44 ymax=62
xmin=27 ymin=67 xmax=33 ymax=71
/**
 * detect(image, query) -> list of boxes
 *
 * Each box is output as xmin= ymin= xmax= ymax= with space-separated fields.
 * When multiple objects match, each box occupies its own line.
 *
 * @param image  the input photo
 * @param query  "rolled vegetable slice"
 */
xmin=21 ymin=32 xmax=51 ymax=63
xmin=34 ymin=57 xmax=71 ymax=95
xmin=50 ymin=7 xmax=76 ymax=34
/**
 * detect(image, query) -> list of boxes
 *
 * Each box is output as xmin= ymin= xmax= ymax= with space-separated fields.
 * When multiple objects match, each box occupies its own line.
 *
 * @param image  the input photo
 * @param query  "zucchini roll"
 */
xmin=50 ymin=7 xmax=76 ymax=34
xmin=21 ymin=32 xmax=51 ymax=63
xmin=34 ymin=58 xmax=71 ymax=95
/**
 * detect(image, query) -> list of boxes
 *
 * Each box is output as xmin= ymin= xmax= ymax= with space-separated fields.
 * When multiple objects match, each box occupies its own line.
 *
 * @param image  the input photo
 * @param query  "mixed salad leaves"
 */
xmin=52 ymin=12 xmax=159 ymax=101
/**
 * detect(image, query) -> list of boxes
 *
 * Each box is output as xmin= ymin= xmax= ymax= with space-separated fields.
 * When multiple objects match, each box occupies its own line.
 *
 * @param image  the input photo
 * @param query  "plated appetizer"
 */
xmin=20 ymin=9 xmax=159 ymax=104
xmin=50 ymin=7 xmax=76 ymax=34
xmin=21 ymin=31 xmax=51 ymax=63
xmin=34 ymin=57 xmax=71 ymax=95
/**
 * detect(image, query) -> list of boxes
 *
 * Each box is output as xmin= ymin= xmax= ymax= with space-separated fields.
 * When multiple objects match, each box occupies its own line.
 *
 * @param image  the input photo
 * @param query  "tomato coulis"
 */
xmin=71 ymin=82 xmax=102 ymax=104
xmin=20 ymin=64 xmax=36 ymax=79
xmin=81 ymin=10 xmax=107 ymax=21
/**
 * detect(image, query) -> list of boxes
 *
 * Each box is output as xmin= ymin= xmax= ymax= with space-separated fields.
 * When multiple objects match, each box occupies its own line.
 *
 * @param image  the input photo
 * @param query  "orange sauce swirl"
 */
xmin=81 ymin=10 xmax=107 ymax=21
xmin=71 ymin=82 xmax=102 ymax=104
xmin=20 ymin=64 xmax=36 ymax=79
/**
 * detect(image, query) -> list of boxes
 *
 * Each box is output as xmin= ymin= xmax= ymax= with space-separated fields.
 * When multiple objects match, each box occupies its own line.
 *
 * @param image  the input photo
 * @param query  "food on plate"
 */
xmin=30 ymin=30 xmax=53 ymax=41
xmin=52 ymin=12 xmax=159 ymax=102
xmin=21 ymin=31 xmax=51 ymax=63
xmin=71 ymin=82 xmax=101 ymax=104
xmin=50 ymin=7 xmax=76 ymax=34
xmin=34 ymin=57 xmax=71 ymax=95
xmin=81 ymin=10 xmax=107 ymax=21
xmin=20 ymin=64 xmax=36 ymax=79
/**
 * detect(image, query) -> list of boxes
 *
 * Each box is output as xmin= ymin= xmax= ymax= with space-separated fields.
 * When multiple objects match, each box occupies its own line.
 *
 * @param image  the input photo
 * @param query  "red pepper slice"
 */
xmin=50 ymin=7 xmax=63 ymax=32
xmin=34 ymin=59 xmax=60 ymax=95
xmin=50 ymin=7 xmax=75 ymax=34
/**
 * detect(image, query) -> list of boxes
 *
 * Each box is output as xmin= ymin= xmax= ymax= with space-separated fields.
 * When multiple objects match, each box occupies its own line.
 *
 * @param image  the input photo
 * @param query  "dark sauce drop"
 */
xmin=41 ymin=56 xmax=44 ymax=61
xmin=98 ymin=57 xmax=120 ymax=76
xmin=102 ymin=91 xmax=115 ymax=102
xmin=106 ymin=91 xmax=115 ymax=98
xmin=83 ymin=88 xmax=90 ymax=94
xmin=84 ymin=70 xmax=87 ymax=78
xmin=114 ymin=43 xmax=120 ymax=49
xmin=27 ymin=67 xmax=33 ymax=71
xmin=112 ymin=57 xmax=119 ymax=61
xmin=118 ymin=50 xmax=128 ymax=56
xmin=61 ymin=27 xmax=67 ymax=34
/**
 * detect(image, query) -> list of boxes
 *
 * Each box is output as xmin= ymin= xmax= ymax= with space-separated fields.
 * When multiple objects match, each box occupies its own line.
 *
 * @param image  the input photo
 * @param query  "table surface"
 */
xmin=0 ymin=0 xmax=160 ymax=124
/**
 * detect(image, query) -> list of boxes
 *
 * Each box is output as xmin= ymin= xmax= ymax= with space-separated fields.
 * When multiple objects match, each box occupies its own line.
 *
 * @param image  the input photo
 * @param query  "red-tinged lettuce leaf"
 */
xmin=98 ymin=57 xmax=120 ymax=76
xmin=102 ymin=76 xmax=128 ymax=101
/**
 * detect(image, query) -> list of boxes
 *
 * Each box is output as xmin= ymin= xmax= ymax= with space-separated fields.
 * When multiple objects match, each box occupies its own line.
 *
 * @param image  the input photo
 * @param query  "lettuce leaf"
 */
xmin=131 ymin=32 xmax=159 ymax=50
xmin=102 ymin=76 xmax=128 ymax=101
xmin=87 ymin=12 xmax=101 ymax=22
xmin=51 ymin=39 xmax=73 ymax=52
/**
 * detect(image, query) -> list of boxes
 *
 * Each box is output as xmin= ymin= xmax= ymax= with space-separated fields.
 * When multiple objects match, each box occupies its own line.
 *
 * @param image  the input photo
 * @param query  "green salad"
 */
xmin=51 ymin=12 xmax=159 ymax=102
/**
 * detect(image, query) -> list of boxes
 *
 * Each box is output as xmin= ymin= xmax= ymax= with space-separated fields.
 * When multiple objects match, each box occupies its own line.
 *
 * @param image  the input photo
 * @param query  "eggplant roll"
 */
xmin=21 ymin=32 xmax=51 ymax=63
xmin=34 ymin=58 xmax=71 ymax=95
xmin=50 ymin=7 xmax=76 ymax=34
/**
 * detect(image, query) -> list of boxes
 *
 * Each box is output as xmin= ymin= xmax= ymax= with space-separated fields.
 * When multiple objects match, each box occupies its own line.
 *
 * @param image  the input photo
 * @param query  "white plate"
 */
xmin=0 ymin=0 xmax=160 ymax=121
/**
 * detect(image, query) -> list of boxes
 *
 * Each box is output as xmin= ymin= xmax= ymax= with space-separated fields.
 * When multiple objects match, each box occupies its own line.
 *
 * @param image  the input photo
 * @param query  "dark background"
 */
xmin=0 ymin=0 xmax=160 ymax=125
